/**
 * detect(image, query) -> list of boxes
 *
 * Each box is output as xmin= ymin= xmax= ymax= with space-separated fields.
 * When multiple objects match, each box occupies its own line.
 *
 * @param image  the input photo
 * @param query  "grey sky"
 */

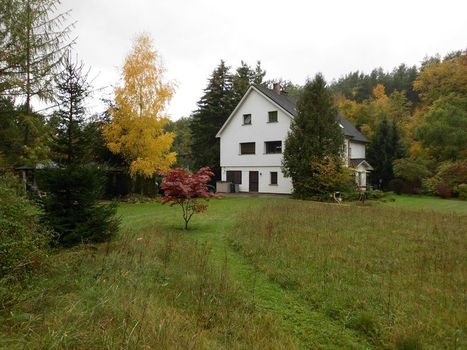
xmin=59 ymin=0 xmax=467 ymax=120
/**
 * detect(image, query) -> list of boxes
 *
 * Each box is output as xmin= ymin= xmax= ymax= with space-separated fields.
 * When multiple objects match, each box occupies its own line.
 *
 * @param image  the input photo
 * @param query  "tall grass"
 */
xmin=1 ymin=223 xmax=296 ymax=349
xmin=229 ymin=202 xmax=467 ymax=349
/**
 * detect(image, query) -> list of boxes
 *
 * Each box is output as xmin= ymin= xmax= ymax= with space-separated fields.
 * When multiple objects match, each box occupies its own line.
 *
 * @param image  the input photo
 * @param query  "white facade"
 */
xmin=349 ymin=142 xmax=366 ymax=159
xmin=217 ymin=88 xmax=292 ymax=193
xmin=216 ymin=86 xmax=370 ymax=194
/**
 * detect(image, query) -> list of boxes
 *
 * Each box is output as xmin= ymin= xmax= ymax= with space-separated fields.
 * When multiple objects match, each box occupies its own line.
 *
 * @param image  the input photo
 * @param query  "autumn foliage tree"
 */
xmin=160 ymin=167 xmax=218 ymax=230
xmin=104 ymin=34 xmax=176 ymax=178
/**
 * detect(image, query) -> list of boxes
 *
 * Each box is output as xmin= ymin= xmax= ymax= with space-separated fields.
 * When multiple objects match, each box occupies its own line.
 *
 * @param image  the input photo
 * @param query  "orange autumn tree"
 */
xmin=104 ymin=34 xmax=176 ymax=178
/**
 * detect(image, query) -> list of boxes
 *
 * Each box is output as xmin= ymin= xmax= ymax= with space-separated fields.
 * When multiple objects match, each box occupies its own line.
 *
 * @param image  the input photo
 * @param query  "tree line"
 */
xmin=334 ymin=50 xmax=466 ymax=197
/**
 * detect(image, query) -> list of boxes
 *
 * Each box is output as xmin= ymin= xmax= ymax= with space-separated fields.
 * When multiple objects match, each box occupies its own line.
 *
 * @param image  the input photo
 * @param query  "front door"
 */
xmin=249 ymin=171 xmax=259 ymax=192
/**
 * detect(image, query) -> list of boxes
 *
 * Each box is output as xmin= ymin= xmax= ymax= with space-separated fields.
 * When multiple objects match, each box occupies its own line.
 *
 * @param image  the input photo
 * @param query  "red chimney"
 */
xmin=273 ymin=82 xmax=281 ymax=94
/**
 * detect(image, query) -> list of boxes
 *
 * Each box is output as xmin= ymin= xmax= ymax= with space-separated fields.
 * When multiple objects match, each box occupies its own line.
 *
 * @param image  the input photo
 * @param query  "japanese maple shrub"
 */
xmin=160 ymin=167 xmax=218 ymax=229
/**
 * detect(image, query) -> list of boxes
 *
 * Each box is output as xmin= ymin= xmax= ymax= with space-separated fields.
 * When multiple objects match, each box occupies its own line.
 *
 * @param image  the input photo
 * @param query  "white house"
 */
xmin=216 ymin=84 xmax=372 ymax=194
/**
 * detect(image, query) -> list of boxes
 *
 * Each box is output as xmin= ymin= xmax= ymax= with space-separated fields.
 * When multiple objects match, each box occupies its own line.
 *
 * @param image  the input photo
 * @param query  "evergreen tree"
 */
xmin=232 ymin=61 xmax=254 ymax=104
xmin=367 ymin=117 xmax=406 ymax=189
xmin=283 ymin=74 xmax=345 ymax=198
xmin=164 ymin=117 xmax=194 ymax=170
xmin=50 ymin=52 xmax=90 ymax=165
xmin=191 ymin=60 xmax=266 ymax=179
xmin=190 ymin=60 xmax=235 ymax=178
xmin=232 ymin=61 xmax=266 ymax=105
xmin=1 ymin=0 xmax=74 ymax=148
xmin=39 ymin=166 xmax=119 ymax=247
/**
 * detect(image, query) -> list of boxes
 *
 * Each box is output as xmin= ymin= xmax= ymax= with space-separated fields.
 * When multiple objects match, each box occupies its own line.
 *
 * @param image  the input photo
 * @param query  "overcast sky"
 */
xmin=58 ymin=0 xmax=467 ymax=120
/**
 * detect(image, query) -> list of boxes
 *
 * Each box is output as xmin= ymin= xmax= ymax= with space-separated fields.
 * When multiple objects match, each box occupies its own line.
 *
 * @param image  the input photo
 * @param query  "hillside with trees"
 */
xmin=333 ymin=50 xmax=466 ymax=196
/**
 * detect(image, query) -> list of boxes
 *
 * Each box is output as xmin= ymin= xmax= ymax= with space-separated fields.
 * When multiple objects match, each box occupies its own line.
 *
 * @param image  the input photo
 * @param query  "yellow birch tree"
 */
xmin=104 ymin=34 xmax=176 ymax=178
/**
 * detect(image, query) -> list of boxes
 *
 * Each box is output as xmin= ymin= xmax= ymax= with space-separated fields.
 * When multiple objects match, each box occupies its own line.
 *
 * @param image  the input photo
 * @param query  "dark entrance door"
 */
xmin=249 ymin=171 xmax=259 ymax=192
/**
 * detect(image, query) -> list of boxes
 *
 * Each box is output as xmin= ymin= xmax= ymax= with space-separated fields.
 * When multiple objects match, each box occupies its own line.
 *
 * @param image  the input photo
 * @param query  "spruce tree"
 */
xmin=51 ymin=52 xmax=90 ymax=165
xmin=191 ymin=60 xmax=266 ymax=179
xmin=367 ymin=116 xmax=405 ymax=189
xmin=232 ymin=60 xmax=266 ymax=103
xmin=283 ymin=74 xmax=344 ymax=198
xmin=190 ymin=60 xmax=235 ymax=178
xmin=40 ymin=53 xmax=118 ymax=247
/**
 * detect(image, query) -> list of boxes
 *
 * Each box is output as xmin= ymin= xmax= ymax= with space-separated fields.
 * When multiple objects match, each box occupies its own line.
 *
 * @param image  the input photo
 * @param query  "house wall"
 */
xmin=221 ymin=166 xmax=293 ymax=194
xmin=219 ymin=89 xmax=292 ymax=168
xmin=343 ymin=138 xmax=350 ymax=165
xmin=349 ymin=141 xmax=366 ymax=159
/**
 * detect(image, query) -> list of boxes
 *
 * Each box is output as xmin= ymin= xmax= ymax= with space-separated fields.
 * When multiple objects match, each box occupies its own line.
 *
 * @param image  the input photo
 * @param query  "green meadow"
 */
xmin=1 ymin=197 xmax=465 ymax=349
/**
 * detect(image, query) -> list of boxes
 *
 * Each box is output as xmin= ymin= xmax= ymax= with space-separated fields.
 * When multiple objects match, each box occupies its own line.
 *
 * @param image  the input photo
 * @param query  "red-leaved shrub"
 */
xmin=436 ymin=183 xmax=452 ymax=198
xmin=160 ymin=167 xmax=219 ymax=229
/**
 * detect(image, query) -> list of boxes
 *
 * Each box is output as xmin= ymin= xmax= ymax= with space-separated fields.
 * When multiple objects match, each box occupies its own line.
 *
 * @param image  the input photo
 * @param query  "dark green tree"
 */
xmin=283 ymin=74 xmax=345 ymax=198
xmin=39 ymin=166 xmax=119 ymax=247
xmin=50 ymin=53 xmax=90 ymax=165
xmin=331 ymin=64 xmax=419 ymax=105
xmin=165 ymin=116 xmax=194 ymax=170
xmin=232 ymin=60 xmax=266 ymax=105
xmin=367 ymin=117 xmax=406 ymax=189
xmin=39 ymin=54 xmax=119 ymax=247
xmin=0 ymin=97 xmax=22 ymax=166
xmin=190 ymin=60 xmax=235 ymax=178
xmin=191 ymin=60 xmax=266 ymax=179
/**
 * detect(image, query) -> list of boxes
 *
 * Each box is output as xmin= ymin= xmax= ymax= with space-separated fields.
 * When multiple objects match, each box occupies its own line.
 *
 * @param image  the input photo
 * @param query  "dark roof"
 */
xmin=254 ymin=84 xmax=369 ymax=143
xmin=254 ymin=84 xmax=297 ymax=117
xmin=338 ymin=114 xmax=369 ymax=143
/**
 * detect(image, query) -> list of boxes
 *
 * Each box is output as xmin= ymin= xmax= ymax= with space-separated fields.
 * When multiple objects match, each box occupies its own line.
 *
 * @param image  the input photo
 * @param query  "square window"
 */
xmin=243 ymin=114 xmax=251 ymax=125
xmin=265 ymin=141 xmax=282 ymax=154
xmin=268 ymin=111 xmax=278 ymax=123
xmin=240 ymin=142 xmax=255 ymax=154
xmin=226 ymin=171 xmax=242 ymax=184
xmin=270 ymin=172 xmax=278 ymax=185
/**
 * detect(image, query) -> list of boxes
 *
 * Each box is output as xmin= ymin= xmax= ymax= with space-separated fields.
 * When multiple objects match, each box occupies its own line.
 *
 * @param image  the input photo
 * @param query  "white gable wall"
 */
xmin=220 ymin=89 xmax=291 ymax=167
xmin=219 ymin=89 xmax=293 ymax=193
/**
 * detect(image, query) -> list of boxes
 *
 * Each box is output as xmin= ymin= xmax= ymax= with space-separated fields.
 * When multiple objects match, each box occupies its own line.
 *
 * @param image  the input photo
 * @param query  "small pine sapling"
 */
xmin=160 ymin=167 xmax=218 ymax=229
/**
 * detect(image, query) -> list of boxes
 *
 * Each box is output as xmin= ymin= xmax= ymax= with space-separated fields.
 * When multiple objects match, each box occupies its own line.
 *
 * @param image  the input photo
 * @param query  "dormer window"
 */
xmin=243 ymin=114 xmax=251 ymax=125
xmin=268 ymin=111 xmax=278 ymax=123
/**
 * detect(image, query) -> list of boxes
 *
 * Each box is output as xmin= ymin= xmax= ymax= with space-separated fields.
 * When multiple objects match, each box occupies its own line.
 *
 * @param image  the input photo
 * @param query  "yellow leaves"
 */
xmin=337 ymin=83 xmax=411 ymax=141
xmin=103 ymin=33 xmax=176 ymax=178
xmin=409 ymin=142 xmax=423 ymax=158
xmin=414 ymin=53 xmax=467 ymax=104
xmin=372 ymin=84 xmax=388 ymax=101
xmin=360 ymin=124 xmax=373 ymax=139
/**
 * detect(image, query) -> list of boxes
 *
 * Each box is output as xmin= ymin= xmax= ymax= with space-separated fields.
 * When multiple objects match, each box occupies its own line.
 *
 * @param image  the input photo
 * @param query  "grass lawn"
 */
xmin=1 ymin=196 xmax=465 ymax=349
xmin=380 ymin=194 xmax=467 ymax=214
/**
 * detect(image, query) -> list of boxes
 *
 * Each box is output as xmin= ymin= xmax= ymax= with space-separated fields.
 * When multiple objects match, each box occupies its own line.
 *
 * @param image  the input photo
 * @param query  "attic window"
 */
xmin=243 ymin=114 xmax=251 ymax=125
xmin=268 ymin=111 xmax=278 ymax=123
